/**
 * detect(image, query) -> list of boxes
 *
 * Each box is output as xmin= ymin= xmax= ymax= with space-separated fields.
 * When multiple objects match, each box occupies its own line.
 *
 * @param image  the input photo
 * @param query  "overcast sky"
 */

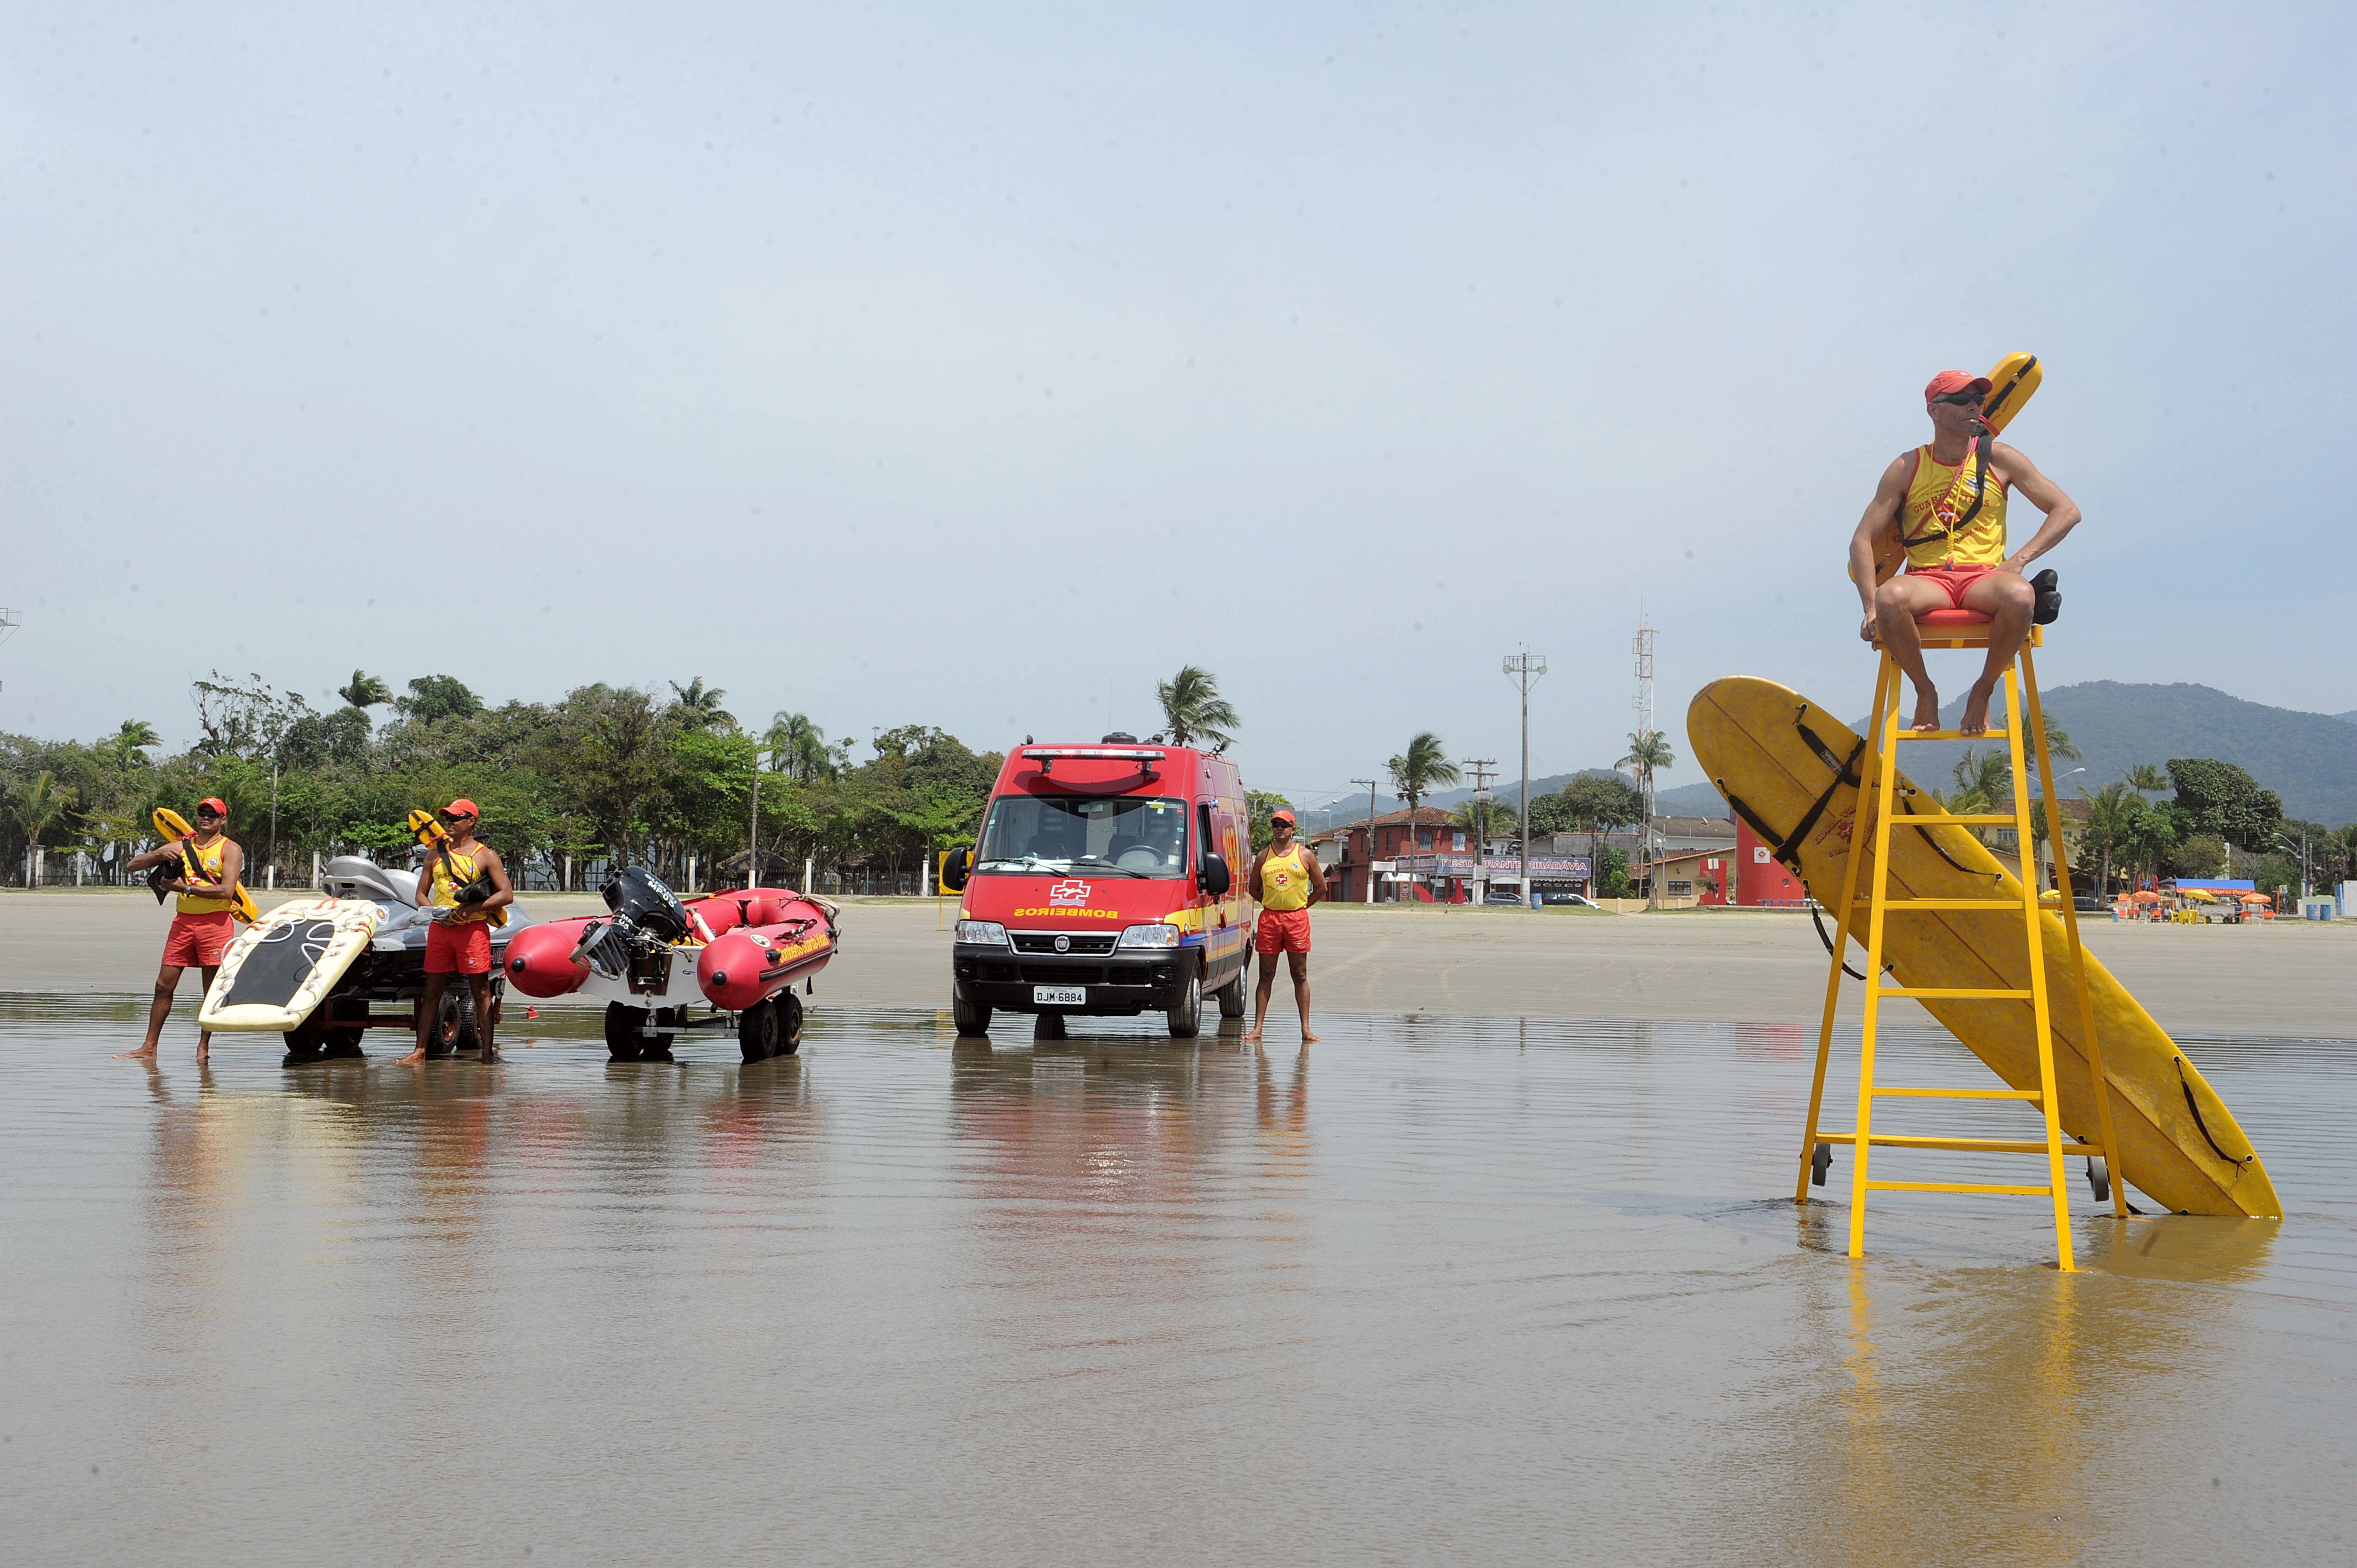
xmin=4 ymin=2 xmax=2349 ymax=808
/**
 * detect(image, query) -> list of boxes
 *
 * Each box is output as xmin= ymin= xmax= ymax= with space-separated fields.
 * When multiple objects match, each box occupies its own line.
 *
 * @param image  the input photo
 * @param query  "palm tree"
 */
xmin=2077 ymin=781 xmax=2143 ymax=893
xmin=8 ymin=770 xmax=70 ymax=886
xmin=110 ymin=719 xmax=162 ymax=767
xmin=1620 ymin=729 xmax=1675 ymax=799
xmin=1154 ymin=666 xmax=1239 ymax=747
xmin=337 ymin=670 xmax=395 ymax=709
xmin=764 ymin=711 xmax=837 ymax=783
xmin=1386 ymin=733 xmax=1460 ymax=856
xmin=2028 ymin=714 xmax=2080 ymax=775
xmin=2123 ymin=761 xmax=2169 ymax=796
xmin=668 ymin=677 xmax=736 ymax=732
xmin=1939 ymin=747 xmax=2015 ymax=849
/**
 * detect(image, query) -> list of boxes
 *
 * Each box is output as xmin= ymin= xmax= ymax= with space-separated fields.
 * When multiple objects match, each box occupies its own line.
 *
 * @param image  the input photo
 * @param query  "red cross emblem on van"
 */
xmin=1048 ymin=880 xmax=1092 ymax=906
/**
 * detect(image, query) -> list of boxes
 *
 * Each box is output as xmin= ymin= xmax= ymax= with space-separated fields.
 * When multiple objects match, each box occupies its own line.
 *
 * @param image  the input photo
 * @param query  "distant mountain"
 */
xmin=1846 ymin=682 xmax=2357 ymax=827
xmin=1293 ymin=768 xmax=1733 ymax=833
xmin=1654 ymin=779 xmax=1737 ymax=814
xmin=1295 ymin=684 xmax=2354 ymax=834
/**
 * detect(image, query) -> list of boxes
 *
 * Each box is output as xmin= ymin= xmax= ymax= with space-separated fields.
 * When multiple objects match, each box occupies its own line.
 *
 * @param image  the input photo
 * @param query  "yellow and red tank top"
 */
xmin=1259 ymin=845 xmax=1311 ymax=912
xmin=175 ymin=834 xmax=234 ymax=915
xmin=1901 ymin=442 xmax=2009 ymax=570
xmin=426 ymin=845 xmax=490 ymax=924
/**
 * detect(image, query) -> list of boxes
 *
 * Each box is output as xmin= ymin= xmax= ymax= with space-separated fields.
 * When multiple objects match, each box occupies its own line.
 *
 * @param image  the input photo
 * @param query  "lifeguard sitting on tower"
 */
xmin=1849 ymin=368 xmax=2082 ymax=736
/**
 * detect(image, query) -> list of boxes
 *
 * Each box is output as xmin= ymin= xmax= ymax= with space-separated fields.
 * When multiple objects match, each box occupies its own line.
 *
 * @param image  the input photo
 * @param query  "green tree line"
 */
xmin=0 ymin=670 xmax=1002 ymax=890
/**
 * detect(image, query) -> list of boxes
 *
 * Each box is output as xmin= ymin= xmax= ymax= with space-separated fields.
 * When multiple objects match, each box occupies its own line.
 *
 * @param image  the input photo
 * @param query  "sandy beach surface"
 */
xmin=4 ymin=886 xmax=2348 ymax=1036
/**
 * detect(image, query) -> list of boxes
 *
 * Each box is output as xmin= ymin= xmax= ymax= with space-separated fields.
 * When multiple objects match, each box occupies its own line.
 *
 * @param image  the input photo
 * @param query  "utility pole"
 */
xmin=1502 ymin=652 xmax=1547 ymax=905
xmin=1464 ymin=757 xmax=1497 ymax=905
xmin=1351 ymin=777 xmax=1380 ymax=902
xmin=1633 ymin=614 xmax=1658 ymax=907
xmin=748 ymin=761 xmax=763 ymax=889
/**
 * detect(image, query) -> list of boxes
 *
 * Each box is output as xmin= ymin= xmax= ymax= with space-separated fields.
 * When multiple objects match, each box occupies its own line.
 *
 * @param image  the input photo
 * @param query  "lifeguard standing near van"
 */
xmin=940 ymin=735 xmax=1254 ymax=1039
xmin=1243 ymin=808 xmax=1322 ymax=1045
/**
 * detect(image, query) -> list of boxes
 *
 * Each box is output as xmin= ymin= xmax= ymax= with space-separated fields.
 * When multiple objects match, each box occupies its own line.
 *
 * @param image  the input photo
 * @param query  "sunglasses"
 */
xmin=1932 ymin=391 xmax=1984 ymax=408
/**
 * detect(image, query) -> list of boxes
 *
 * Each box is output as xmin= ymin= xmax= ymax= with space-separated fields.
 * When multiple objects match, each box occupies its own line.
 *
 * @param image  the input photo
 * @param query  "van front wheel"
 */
xmin=1214 ymin=972 xmax=1247 ymax=1018
xmin=951 ymin=985 xmax=991 ymax=1037
xmin=1166 ymin=968 xmax=1202 ymax=1040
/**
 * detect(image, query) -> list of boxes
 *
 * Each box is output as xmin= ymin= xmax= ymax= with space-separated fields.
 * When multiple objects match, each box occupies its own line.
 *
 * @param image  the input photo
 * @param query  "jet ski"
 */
xmin=266 ymin=851 xmax=539 ymax=1062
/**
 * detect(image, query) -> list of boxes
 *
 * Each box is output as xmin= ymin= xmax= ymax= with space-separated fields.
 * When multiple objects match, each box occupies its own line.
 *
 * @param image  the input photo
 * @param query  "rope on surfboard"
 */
xmin=2173 ymin=1055 xmax=2255 ymax=1170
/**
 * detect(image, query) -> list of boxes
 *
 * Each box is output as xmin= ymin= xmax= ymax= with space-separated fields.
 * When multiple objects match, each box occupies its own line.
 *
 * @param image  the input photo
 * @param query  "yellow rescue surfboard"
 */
xmin=199 ymin=897 xmax=380 ymax=1032
xmin=1855 ymin=350 xmax=2043 ymax=587
xmin=153 ymin=806 xmax=260 ymax=924
xmin=1689 ymin=675 xmax=2279 ymax=1218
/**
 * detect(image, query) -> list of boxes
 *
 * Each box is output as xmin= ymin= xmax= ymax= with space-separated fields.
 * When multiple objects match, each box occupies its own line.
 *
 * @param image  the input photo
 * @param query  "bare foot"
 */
xmin=1958 ymin=683 xmax=1995 ymax=736
xmin=480 ymin=1046 xmax=500 ymax=1062
xmin=1300 ymin=1030 xmax=1320 ymax=1044
xmin=1241 ymin=1027 xmax=1263 ymax=1043
xmin=1910 ymin=686 xmax=1942 ymax=732
xmin=195 ymin=1044 xmax=209 ymax=1066
xmin=114 ymin=1045 xmax=158 ymax=1060
xmin=394 ymin=1046 xmax=429 ymax=1065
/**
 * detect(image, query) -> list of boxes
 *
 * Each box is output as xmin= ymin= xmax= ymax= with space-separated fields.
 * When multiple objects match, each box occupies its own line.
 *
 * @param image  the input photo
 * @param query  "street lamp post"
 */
xmin=1502 ymin=653 xmax=1547 ymax=905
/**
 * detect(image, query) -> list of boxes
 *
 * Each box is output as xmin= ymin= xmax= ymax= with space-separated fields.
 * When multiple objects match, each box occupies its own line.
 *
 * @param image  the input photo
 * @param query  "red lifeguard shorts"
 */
xmin=1908 ymin=564 xmax=1997 ymax=610
xmin=1255 ymin=908 xmax=1313 ymax=956
xmin=425 ymin=919 xmax=493 ymax=976
xmin=162 ymin=910 xmax=235 ymax=969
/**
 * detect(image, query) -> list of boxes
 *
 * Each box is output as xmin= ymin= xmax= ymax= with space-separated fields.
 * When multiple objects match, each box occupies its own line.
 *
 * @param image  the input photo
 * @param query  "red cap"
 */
xmin=1270 ymin=808 xmax=1296 ymax=825
xmin=1924 ymin=369 xmax=1992 ymax=403
xmin=195 ymin=797 xmax=228 ymax=817
xmin=444 ymin=798 xmax=480 ymax=821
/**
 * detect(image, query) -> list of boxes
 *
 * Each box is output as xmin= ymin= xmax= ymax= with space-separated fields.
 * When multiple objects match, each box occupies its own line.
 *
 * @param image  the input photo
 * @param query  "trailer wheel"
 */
xmin=951 ymin=984 xmax=991 ymax=1037
xmin=1166 ymin=967 xmax=1202 ymax=1040
xmin=604 ymin=1002 xmax=652 ymax=1062
xmin=775 ymin=991 xmax=804 ymax=1055
xmin=739 ymin=998 xmax=779 ymax=1062
xmin=430 ymin=990 xmax=476 ymax=1059
xmin=282 ymin=1010 xmax=331 ymax=1066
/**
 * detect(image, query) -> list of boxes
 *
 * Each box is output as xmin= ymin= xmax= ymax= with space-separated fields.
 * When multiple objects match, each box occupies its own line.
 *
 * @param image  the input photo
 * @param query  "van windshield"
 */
xmin=976 ymin=795 xmax=1190 ymax=878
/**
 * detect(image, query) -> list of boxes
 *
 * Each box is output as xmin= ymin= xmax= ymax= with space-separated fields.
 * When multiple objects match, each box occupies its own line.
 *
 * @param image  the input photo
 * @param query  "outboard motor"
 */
xmin=604 ymin=866 xmax=692 ymax=941
xmin=572 ymin=866 xmax=696 ymax=979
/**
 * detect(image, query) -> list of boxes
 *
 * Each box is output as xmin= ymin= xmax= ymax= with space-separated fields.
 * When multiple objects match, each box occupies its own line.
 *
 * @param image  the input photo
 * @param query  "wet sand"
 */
xmin=7 ymin=887 xmax=2351 ymax=1037
xmin=3 ymin=997 xmax=2350 ymax=1565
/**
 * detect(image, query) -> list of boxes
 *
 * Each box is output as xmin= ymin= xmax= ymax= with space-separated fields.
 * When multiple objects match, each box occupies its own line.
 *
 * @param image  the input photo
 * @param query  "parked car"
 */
xmin=2073 ymin=894 xmax=2111 ymax=913
xmin=1484 ymin=888 xmax=1529 ymax=906
xmin=1541 ymin=891 xmax=1600 ymax=907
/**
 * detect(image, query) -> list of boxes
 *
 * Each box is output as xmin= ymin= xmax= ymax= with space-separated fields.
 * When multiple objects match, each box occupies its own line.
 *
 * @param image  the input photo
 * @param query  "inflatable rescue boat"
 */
xmin=502 ymin=867 xmax=838 ymax=1061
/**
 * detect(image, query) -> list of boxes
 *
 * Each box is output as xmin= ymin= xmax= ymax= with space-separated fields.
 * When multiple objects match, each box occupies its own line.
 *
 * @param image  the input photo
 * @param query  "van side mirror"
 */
xmin=940 ymin=845 xmax=972 ymax=893
xmin=1198 ymin=852 xmax=1231 ymax=900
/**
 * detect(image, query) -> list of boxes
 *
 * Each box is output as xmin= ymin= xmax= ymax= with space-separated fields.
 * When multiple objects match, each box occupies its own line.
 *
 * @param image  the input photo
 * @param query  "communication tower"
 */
xmin=1633 ymin=612 xmax=1659 ymax=904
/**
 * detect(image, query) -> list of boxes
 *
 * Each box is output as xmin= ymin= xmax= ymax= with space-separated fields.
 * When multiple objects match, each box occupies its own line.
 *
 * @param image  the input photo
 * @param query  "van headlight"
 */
xmin=956 ymin=920 xmax=1009 ymax=945
xmin=1117 ymin=923 xmax=1182 ymax=948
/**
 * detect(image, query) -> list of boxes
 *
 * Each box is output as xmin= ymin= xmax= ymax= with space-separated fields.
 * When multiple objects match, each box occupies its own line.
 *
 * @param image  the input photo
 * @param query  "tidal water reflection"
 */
xmin=3 ymin=997 xmax=2350 ymax=1565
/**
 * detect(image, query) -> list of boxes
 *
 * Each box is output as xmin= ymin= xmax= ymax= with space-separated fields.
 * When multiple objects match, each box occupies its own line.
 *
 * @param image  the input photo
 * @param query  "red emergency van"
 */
xmin=940 ymin=736 xmax=1254 ymax=1038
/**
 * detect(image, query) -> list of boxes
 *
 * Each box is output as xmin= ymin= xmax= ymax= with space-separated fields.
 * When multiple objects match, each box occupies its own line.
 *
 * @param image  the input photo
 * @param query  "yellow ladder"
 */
xmin=1794 ymin=622 xmax=2127 ymax=1270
